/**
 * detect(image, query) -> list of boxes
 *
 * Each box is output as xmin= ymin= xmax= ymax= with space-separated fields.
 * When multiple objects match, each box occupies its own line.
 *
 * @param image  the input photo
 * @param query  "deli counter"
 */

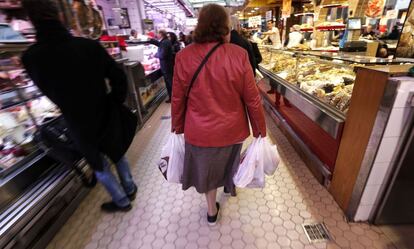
xmin=123 ymin=43 xmax=166 ymax=126
xmin=257 ymin=46 xmax=411 ymax=184
xmin=0 ymin=44 xmax=90 ymax=249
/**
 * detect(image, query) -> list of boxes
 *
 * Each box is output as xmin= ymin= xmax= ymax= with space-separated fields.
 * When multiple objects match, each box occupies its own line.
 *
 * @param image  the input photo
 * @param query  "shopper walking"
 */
xmin=22 ymin=0 xmax=138 ymax=213
xmin=172 ymin=4 xmax=267 ymax=226
xmin=230 ymin=16 xmax=257 ymax=76
xmin=168 ymin=32 xmax=182 ymax=64
xmin=156 ymin=30 xmax=174 ymax=103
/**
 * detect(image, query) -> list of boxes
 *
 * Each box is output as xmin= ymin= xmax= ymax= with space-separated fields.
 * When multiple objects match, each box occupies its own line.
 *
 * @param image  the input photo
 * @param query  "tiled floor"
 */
xmin=46 ymin=103 xmax=397 ymax=249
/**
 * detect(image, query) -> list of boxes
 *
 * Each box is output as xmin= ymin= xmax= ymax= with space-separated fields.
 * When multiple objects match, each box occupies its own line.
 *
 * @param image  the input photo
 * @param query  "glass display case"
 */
xmin=258 ymin=46 xmax=411 ymax=181
xmin=0 ymin=45 xmax=58 ymax=178
xmin=260 ymin=48 xmax=358 ymax=115
xmin=123 ymin=43 xmax=165 ymax=127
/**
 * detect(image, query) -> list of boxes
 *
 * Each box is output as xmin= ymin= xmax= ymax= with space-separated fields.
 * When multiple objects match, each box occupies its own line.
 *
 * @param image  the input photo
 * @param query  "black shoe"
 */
xmin=224 ymin=186 xmax=236 ymax=196
xmin=101 ymin=202 xmax=132 ymax=213
xmin=127 ymin=185 xmax=138 ymax=201
xmin=207 ymin=202 xmax=220 ymax=226
xmin=224 ymin=187 xmax=230 ymax=196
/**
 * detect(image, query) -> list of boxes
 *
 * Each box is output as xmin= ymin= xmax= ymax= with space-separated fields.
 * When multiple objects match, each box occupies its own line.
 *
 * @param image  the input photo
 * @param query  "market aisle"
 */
xmin=46 ymin=103 xmax=396 ymax=249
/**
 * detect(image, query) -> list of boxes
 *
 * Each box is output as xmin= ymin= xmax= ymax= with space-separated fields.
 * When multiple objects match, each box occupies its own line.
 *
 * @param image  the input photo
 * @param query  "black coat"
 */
xmin=251 ymin=42 xmax=262 ymax=65
xmin=22 ymin=21 xmax=137 ymax=171
xmin=230 ymin=30 xmax=257 ymax=75
xmin=157 ymin=38 xmax=174 ymax=75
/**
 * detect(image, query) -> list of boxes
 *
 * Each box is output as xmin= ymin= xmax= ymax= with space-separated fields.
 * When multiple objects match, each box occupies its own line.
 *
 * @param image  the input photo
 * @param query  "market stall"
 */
xmin=257 ymin=45 xmax=414 ymax=221
xmin=0 ymin=44 xmax=90 ymax=249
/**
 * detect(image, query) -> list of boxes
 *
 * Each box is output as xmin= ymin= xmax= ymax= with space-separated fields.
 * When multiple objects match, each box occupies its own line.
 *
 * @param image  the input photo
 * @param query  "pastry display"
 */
xmin=297 ymin=60 xmax=355 ymax=113
xmin=258 ymin=47 xmax=357 ymax=113
xmin=396 ymin=2 xmax=414 ymax=57
xmin=300 ymin=24 xmax=313 ymax=29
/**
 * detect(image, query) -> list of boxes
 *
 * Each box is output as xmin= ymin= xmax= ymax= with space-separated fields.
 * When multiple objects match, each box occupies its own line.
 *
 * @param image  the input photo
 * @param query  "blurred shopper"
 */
xmin=186 ymin=31 xmax=194 ymax=45
xmin=172 ymin=4 xmax=266 ymax=226
xmin=230 ymin=16 xmax=257 ymax=76
xmin=156 ymin=30 xmax=174 ymax=103
xmin=263 ymin=20 xmax=281 ymax=48
xmin=286 ymin=25 xmax=303 ymax=48
xmin=168 ymin=32 xmax=181 ymax=76
xmin=241 ymin=29 xmax=262 ymax=70
xmin=179 ymin=32 xmax=187 ymax=47
xmin=387 ymin=26 xmax=400 ymax=40
xmin=129 ymin=29 xmax=138 ymax=40
xmin=22 ymin=0 xmax=138 ymax=213
xmin=168 ymin=32 xmax=182 ymax=60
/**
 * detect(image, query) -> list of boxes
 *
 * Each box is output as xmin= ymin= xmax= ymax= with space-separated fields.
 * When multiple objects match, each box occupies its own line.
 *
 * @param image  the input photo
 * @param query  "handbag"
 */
xmin=158 ymin=42 xmax=222 ymax=181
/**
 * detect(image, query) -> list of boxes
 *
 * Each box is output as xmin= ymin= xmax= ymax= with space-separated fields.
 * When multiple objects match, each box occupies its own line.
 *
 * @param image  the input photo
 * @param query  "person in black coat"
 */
xmin=168 ymin=32 xmax=181 ymax=68
xmin=156 ymin=30 xmax=174 ymax=103
xmin=240 ymin=30 xmax=263 ymax=69
xmin=230 ymin=16 xmax=257 ymax=76
xmin=22 ymin=0 xmax=138 ymax=213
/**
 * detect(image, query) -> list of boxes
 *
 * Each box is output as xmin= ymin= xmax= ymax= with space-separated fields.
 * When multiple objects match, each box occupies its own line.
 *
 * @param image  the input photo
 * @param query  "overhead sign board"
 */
xmin=248 ymin=15 xmax=262 ymax=27
xmin=266 ymin=10 xmax=272 ymax=21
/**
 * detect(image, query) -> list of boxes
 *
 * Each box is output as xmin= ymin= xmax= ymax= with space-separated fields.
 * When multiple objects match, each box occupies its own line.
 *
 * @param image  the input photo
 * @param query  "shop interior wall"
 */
xmin=96 ymin=0 xmax=144 ymax=35
xmin=354 ymin=78 xmax=414 ymax=221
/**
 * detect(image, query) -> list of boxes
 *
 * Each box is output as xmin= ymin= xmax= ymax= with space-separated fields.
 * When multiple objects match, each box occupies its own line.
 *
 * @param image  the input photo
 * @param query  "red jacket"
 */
xmin=172 ymin=42 xmax=266 ymax=147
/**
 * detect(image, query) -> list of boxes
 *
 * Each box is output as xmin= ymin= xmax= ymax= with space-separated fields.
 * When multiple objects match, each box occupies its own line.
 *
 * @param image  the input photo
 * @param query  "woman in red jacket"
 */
xmin=171 ymin=4 xmax=267 ymax=226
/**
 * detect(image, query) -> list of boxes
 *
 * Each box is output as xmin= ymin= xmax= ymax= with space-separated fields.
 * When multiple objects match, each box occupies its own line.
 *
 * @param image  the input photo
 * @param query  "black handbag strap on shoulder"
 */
xmin=185 ymin=42 xmax=222 ymax=99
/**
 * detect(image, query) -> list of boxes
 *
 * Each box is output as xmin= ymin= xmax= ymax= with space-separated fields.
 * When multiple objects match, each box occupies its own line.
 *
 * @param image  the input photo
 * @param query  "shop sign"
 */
xmin=248 ymin=15 xmax=262 ymax=27
xmin=386 ymin=9 xmax=399 ymax=19
xmin=266 ymin=10 xmax=272 ymax=21
xmin=282 ymin=0 xmax=292 ymax=18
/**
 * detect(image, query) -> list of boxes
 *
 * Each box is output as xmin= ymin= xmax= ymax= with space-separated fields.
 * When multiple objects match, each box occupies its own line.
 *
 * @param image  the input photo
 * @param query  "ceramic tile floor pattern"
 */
xmin=46 ymin=103 xmax=397 ymax=249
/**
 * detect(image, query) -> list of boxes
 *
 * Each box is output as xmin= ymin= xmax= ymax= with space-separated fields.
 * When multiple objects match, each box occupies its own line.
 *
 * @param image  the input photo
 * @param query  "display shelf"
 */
xmin=259 ymin=47 xmax=356 ymax=115
xmin=259 ymin=65 xmax=345 ymax=139
xmin=300 ymin=28 xmax=314 ymax=32
xmin=316 ymin=25 xmax=346 ymax=31
xmin=0 ymin=149 xmax=41 ymax=177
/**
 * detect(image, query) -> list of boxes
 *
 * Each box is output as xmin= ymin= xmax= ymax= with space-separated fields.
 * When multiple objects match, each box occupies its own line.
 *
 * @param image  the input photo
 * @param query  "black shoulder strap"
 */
xmin=185 ymin=42 xmax=222 ymax=97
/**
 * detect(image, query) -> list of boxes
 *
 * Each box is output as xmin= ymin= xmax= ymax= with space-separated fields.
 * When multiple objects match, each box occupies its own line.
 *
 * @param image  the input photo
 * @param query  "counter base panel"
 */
xmin=258 ymin=80 xmax=341 ymax=172
xmin=139 ymin=88 xmax=167 ymax=129
xmin=0 ymin=161 xmax=88 ymax=249
xmin=259 ymin=81 xmax=333 ymax=183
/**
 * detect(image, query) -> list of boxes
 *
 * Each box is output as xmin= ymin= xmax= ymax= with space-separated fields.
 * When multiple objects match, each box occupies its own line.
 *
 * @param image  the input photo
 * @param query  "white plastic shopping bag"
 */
xmin=158 ymin=133 xmax=185 ymax=183
xmin=263 ymin=138 xmax=280 ymax=176
xmin=233 ymin=136 xmax=280 ymax=188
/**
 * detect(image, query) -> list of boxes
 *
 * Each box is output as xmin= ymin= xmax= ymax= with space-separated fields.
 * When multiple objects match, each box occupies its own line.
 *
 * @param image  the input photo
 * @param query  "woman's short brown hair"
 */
xmin=193 ymin=4 xmax=230 ymax=44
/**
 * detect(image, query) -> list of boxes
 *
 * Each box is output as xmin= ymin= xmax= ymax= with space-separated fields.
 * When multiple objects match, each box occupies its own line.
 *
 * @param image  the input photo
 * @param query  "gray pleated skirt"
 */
xmin=181 ymin=143 xmax=243 ymax=196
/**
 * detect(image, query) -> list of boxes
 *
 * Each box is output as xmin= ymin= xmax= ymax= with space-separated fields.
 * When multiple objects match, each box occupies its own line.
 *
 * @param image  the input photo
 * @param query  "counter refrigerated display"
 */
xmin=0 ymin=47 xmax=59 ymax=177
xmin=124 ymin=43 xmax=166 ymax=128
xmin=257 ymin=46 xmax=407 ymax=182
xmin=0 ymin=44 xmax=88 ymax=249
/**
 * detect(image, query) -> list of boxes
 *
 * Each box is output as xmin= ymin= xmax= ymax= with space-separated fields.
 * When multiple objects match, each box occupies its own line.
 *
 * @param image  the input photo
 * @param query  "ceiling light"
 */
xmin=254 ymin=7 xmax=259 ymax=10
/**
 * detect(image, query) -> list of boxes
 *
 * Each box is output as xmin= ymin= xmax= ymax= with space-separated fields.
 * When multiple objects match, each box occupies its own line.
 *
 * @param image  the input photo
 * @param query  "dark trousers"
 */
xmin=162 ymin=69 xmax=173 ymax=99
xmin=160 ymin=59 xmax=174 ymax=99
